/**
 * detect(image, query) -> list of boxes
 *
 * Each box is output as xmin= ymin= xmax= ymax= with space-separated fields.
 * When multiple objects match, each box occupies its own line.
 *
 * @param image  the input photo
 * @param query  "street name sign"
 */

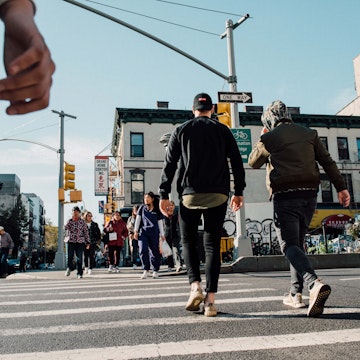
xmin=218 ymin=91 xmax=252 ymax=103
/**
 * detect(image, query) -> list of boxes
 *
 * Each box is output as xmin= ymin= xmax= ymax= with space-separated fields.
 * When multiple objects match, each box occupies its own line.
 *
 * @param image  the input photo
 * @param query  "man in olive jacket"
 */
xmin=249 ymin=100 xmax=350 ymax=317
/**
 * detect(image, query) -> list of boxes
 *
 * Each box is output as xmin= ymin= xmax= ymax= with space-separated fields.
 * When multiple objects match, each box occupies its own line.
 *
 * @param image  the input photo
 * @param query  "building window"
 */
xmin=319 ymin=136 xmax=328 ymax=151
xmin=337 ymin=137 xmax=349 ymax=160
xmin=357 ymin=138 xmax=360 ymax=161
xmin=342 ymin=173 xmax=354 ymax=203
xmin=319 ymin=174 xmax=333 ymax=203
xmin=130 ymin=133 xmax=144 ymax=157
xmin=130 ymin=170 xmax=144 ymax=204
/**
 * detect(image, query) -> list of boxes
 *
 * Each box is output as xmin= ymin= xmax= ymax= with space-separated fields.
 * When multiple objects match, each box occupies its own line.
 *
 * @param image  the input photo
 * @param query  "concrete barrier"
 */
xmin=223 ymin=253 xmax=360 ymax=273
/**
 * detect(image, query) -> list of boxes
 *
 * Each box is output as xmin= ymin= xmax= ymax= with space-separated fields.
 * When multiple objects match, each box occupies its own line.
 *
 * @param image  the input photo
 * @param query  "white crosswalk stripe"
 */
xmin=0 ymin=271 xmax=359 ymax=359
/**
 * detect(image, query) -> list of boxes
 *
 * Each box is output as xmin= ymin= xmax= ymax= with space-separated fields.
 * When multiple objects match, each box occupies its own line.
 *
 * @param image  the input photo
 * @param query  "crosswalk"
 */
xmin=0 ymin=271 xmax=359 ymax=359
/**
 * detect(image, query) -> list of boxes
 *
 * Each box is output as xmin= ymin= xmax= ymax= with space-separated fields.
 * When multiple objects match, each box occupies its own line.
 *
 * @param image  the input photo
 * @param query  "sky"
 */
xmin=0 ymin=0 xmax=359 ymax=227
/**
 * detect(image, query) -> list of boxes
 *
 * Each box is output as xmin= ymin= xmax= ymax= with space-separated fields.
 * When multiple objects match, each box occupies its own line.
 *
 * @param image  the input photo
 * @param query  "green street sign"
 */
xmin=230 ymin=128 xmax=252 ymax=163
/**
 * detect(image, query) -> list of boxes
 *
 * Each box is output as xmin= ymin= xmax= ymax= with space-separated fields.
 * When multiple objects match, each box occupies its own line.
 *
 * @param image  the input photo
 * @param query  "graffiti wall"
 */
xmin=222 ymin=201 xmax=281 ymax=255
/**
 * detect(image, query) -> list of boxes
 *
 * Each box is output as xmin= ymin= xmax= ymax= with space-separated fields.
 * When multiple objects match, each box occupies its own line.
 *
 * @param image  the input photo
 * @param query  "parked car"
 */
xmin=7 ymin=258 xmax=20 ymax=274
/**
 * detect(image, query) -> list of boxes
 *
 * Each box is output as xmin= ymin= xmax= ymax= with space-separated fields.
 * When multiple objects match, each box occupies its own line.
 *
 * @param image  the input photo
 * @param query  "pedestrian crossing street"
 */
xmin=0 ymin=271 xmax=359 ymax=359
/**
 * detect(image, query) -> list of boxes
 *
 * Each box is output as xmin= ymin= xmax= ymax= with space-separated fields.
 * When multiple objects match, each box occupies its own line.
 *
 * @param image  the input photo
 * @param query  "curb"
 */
xmin=228 ymin=253 xmax=360 ymax=273
xmin=4 ymin=254 xmax=360 ymax=280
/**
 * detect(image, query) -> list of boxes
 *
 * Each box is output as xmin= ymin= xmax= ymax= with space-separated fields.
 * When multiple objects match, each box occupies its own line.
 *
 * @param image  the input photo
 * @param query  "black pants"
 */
xmin=67 ymin=242 xmax=85 ymax=276
xmin=179 ymin=201 xmax=227 ymax=293
xmin=84 ymin=244 xmax=96 ymax=269
xmin=0 ymin=247 xmax=9 ymax=276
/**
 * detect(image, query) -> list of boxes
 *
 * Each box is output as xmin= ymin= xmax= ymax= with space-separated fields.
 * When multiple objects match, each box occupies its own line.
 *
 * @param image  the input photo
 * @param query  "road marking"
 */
xmin=0 ymin=296 xmax=284 ymax=318
xmin=0 ymin=295 xmax=349 ymax=318
xmin=0 ymin=328 xmax=359 ymax=359
xmin=339 ymin=277 xmax=360 ymax=281
xmin=2 ymin=307 xmax=359 ymax=337
xmin=0 ymin=282 xmax=247 ymax=297
xmin=0 ymin=288 xmax=276 ymax=305
xmin=0 ymin=278 xmax=232 ymax=293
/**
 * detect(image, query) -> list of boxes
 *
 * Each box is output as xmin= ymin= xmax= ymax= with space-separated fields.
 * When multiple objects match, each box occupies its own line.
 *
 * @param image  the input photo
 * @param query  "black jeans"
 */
xmin=84 ymin=244 xmax=96 ymax=269
xmin=67 ymin=242 xmax=85 ymax=276
xmin=179 ymin=201 xmax=227 ymax=293
xmin=274 ymin=195 xmax=318 ymax=294
xmin=0 ymin=247 xmax=9 ymax=275
xmin=129 ymin=236 xmax=139 ymax=265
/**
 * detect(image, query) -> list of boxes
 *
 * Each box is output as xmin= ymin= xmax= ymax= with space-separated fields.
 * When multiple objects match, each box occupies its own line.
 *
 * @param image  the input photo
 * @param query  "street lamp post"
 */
xmin=0 ymin=110 xmax=76 ymax=270
xmin=52 ymin=110 xmax=77 ymax=270
xmin=221 ymin=16 xmax=253 ymax=258
xmin=63 ymin=0 xmax=251 ymax=258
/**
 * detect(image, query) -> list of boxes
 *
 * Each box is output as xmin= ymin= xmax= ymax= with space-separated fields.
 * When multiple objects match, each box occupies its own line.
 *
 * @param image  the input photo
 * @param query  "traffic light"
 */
xmin=64 ymin=162 xmax=75 ymax=190
xmin=216 ymin=102 xmax=231 ymax=127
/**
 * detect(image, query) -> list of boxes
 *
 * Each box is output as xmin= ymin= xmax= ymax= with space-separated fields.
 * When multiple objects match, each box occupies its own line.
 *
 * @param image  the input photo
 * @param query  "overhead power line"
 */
xmin=154 ymin=0 xmax=247 ymax=18
xmin=84 ymin=0 xmax=219 ymax=36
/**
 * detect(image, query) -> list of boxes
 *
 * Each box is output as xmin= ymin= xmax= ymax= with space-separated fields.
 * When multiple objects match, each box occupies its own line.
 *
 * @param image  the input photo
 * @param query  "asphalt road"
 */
xmin=0 ymin=267 xmax=359 ymax=359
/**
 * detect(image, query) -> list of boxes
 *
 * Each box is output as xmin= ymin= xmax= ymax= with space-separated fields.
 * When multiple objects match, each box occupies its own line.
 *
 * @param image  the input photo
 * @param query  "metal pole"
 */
xmin=52 ymin=110 xmax=77 ymax=270
xmin=223 ymin=17 xmax=252 ymax=258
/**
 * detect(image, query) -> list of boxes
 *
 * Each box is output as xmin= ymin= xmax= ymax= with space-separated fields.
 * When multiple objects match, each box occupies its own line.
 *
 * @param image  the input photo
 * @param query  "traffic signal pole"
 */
xmin=63 ymin=0 xmax=251 ymax=259
xmin=221 ymin=16 xmax=253 ymax=258
xmin=52 ymin=110 xmax=77 ymax=270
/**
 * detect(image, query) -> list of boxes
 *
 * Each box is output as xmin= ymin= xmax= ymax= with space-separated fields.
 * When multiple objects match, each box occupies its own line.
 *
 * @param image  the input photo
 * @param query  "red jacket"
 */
xmin=104 ymin=218 xmax=128 ymax=247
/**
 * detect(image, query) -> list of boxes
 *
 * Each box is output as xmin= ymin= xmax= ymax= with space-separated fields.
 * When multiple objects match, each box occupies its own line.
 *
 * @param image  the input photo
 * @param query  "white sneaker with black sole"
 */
xmin=307 ymin=279 xmax=331 ymax=317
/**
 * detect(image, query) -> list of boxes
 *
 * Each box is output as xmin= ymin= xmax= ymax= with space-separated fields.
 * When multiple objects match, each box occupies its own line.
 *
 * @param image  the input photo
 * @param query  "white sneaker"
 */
xmin=283 ymin=292 xmax=306 ymax=308
xmin=65 ymin=268 xmax=71 ymax=276
xmin=108 ymin=265 xmax=115 ymax=273
xmin=140 ymin=270 xmax=149 ymax=279
xmin=185 ymin=287 xmax=205 ymax=311
xmin=87 ymin=269 xmax=92 ymax=275
xmin=307 ymin=279 xmax=331 ymax=317
xmin=84 ymin=267 xmax=89 ymax=274
xmin=152 ymin=271 xmax=159 ymax=279
xmin=115 ymin=266 xmax=121 ymax=273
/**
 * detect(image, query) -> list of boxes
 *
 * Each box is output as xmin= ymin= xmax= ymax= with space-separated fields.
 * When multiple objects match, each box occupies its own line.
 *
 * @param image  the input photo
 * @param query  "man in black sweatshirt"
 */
xmin=159 ymin=92 xmax=246 ymax=317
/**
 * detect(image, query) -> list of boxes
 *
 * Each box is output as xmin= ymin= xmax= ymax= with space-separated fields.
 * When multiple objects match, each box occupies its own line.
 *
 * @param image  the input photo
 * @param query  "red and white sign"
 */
xmin=322 ymin=214 xmax=352 ymax=229
xmin=94 ymin=156 xmax=109 ymax=196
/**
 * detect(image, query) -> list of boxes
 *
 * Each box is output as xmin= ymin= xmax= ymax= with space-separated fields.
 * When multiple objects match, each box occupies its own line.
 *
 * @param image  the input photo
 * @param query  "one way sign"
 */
xmin=218 ymin=91 xmax=252 ymax=103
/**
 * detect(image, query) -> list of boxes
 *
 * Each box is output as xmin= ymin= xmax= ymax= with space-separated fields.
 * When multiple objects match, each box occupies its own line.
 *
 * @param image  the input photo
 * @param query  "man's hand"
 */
xmin=159 ymin=199 xmax=172 ymax=217
xmin=230 ymin=195 xmax=244 ymax=212
xmin=0 ymin=0 xmax=55 ymax=115
xmin=338 ymin=189 xmax=351 ymax=208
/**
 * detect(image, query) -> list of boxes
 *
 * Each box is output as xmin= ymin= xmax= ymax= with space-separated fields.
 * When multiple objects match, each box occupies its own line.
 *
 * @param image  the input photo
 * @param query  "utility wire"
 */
xmin=85 ymin=0 xmax=219 ymax=36
xmin=155 ymin=0 xmax=247 ymax=18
